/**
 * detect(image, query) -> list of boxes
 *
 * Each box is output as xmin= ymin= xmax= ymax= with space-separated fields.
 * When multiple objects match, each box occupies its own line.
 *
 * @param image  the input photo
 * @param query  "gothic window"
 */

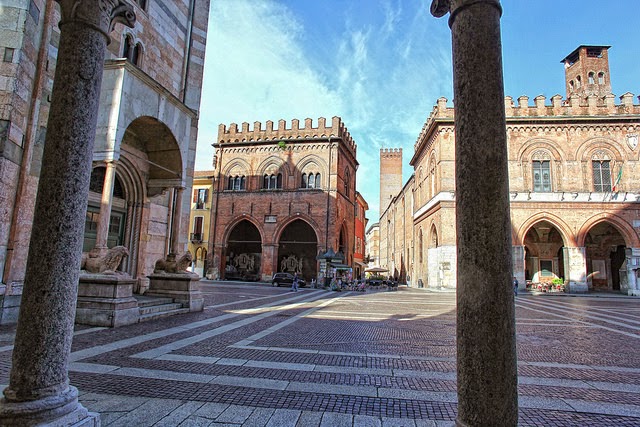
xmin=598 ymin=72 xmax=605 ymax=85
xmin=301 ymin=173 xmax=307 ymax=188
xmin=569 ymin=80 xmax=575 ymax=91
xmin=263 ymin=173 xmax=282 ymax=189
xmin=227 ymin=175 xmax=246 ymax=191
xmin=122 ymin=35 xmax=133 ymax=60
xmin=588 ymin=72 xmax=595 ymax=85
xmin=576 ymin=75 xmax=582 ymax=88
xmin=344 ymin=169 xmax=351 ymax=197
xmin=532 ymin=161 xmax=551 ymax=192
xmin=592 ymin=160 xmax=611 ymax=192
xmin=132 ymin=43 xmax=142 ymax=66
xmin=308 ymin=173 xmax=316 ymax=189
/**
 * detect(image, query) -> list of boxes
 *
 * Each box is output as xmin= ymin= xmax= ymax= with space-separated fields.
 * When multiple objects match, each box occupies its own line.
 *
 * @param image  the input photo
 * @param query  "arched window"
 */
xmin=228 ymin=176 xmax=234 ymax=190
xmin=132 ymin=43 xmax=142 ymax=66
xmin=531 ymin=150 xmax=552 ymax=192
xmin=569 ymin=80 xmax=575 ymax=91
xmin=301 ymin=173 xmax=307 ymax=188
xmin=308 ymin=173 xmax=315 ymax=189
xmin=240 ymin=176 xmax=246 ymax=190
xmin=315 ymin=173 xmax=321 ymax=188
xmin=588 ymin=72 xmax=595 ymax=85
xmin=122 ymin=35 xmax=133 ymax=60
xmin=576 ymin=75 xmax=582 ymax=88
xmin=264 ymin=173 xmax=282 ymax=189
xmin=598 ymin=72 xmax=605 ymax=85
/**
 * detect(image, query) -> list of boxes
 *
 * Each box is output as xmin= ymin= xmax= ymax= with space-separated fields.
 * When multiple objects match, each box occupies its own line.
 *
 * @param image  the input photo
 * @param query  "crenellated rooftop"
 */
xmin=380 ymin=148 xmax=402 ymax=158
xmin=415 ymin=92 xmax=640 ymax=151
xmin=217 ymin=116 xmax=357 ymax=155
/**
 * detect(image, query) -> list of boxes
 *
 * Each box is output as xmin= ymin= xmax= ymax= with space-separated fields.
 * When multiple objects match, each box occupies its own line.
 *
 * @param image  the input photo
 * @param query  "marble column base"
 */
xmin=76 ymin=275 xmax=140 ymax=327
xmin=147 ymin=274 xmax=204 ymax=311
xmin=629 ymin=289 xmax=640 ymax=296
xmin=0 ymin=386 xmax=99 ymax=426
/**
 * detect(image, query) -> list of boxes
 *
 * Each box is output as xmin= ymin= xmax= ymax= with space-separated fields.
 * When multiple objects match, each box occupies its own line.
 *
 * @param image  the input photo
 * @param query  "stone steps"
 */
xmin=138 ymin=307 xmax=191 ymax=322
xmin=134 ymin=295 xmax=190 ymax=323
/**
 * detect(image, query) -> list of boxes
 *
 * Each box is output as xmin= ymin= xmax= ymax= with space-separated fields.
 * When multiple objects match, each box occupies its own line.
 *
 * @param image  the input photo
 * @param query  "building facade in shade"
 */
xmin=188 ymin=170 xmax=215 ymax=277
xmin=365 ymin=222 xmax=380 ymax=269
xmin=0 ymin=0 xmax=210 ymax=323
xmin=353 ymin=192 xmax=369 ymax=279
xmin=208 ymin=117 xmax=359 ymax=283
xmin=380 ymin=45 xmax=640 ymax=294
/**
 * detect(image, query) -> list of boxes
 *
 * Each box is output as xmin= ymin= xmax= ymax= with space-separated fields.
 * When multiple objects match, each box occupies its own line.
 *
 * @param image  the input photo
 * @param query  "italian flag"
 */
xmin=612 ymin=165 xmax=623 ymax=192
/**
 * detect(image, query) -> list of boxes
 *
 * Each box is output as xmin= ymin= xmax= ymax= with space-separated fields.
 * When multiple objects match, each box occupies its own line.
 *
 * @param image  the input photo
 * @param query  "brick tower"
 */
xmin=561 ymin=45 xmax=612 ymax=99
xmin=379 ymin=148 xmax=403 ymax=216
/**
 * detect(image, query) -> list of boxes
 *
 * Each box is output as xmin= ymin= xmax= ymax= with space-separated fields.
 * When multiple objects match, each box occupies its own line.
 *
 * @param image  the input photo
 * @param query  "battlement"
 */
xmin=416 ymin=93 xmax=640 ymax=149
xmin=217 ymin=116 xmax=356 ymax=154
xmin=380 ymin=148 xmax=403 ymax=158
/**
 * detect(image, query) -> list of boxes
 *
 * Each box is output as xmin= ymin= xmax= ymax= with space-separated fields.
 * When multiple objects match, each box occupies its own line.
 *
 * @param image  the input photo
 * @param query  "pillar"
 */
xmin=431 ymin=1 xmax=518 ymax=426
xmin=626 ymin=248 xmax=640 ymax=296
xmin=93 ymin=160 xmax=117 ymax=253
xmin=562 ymin=247 xmax=588 ymax=292
xmin=262 ymin=243 xmax=277 ymax=281
xmin=0 ymin=2 xmax=134 ymax=425
xmin=170 ymin=187 xmax=185 ymax=254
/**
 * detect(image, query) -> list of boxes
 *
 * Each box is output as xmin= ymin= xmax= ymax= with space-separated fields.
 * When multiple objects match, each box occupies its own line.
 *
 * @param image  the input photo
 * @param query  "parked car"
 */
xmin=272 ymin=272 xmax=306 ymax=288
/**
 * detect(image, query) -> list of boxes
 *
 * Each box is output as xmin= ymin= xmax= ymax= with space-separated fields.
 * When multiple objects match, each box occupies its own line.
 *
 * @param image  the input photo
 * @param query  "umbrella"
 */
xmin=365 ymin=267 xmax=389 ymax=273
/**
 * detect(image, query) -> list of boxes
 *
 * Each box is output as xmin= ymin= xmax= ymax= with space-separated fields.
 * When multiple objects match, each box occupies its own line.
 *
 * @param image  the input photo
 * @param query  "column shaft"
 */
xmin=170 ymin=187 xmax=185 ymax=254
xmin=1 ymin=1 xmax=134 ymax=424
xmin=94 ymin=160 xmax=117 ymax=250
xmin=432 ymin=1 xmax=518 ymax=425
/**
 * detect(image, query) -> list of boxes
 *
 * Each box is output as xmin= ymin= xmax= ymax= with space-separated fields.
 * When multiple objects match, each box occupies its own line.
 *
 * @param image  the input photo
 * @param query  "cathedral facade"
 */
xmin=0 ymin=0 xmax=210 ymax=323
xmin=380 ymin=46 xmax=640 ymax=294
xmin=207 ymin=117 xmax=358 ymax=283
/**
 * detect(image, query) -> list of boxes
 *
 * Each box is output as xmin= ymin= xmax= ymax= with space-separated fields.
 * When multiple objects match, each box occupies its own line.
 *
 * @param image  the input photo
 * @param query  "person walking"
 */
xmin=513 ymin=276 xmax=519 ymax=296
xmin=291 ymin=272 xmax=299 ymax=292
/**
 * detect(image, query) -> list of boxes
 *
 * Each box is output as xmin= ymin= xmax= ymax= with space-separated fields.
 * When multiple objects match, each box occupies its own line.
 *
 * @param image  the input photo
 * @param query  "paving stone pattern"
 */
xmin=1 ymin=283 xmax=640 ymax=426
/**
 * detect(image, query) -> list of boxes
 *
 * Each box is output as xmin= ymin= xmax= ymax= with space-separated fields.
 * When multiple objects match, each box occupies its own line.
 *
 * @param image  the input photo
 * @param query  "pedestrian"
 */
xmin=291 ymin=272 xmax=299 ymax=292
xmin=513 ymin=276 xmax=519 ymax=296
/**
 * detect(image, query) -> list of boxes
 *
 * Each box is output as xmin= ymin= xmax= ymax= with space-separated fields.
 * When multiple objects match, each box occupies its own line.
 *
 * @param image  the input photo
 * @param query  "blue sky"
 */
xmin=196 ymin=0 xmax=640 ymax=222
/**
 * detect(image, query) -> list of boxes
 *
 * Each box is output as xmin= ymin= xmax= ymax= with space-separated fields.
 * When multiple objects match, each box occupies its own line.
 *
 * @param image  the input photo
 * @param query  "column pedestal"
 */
xmin=76 ymin=275 xmax=140 ymax=327
xmin=147 ymin=273 xmax=204 ymax=312
xmin=563 ymin=246 xmax=588 ymax=293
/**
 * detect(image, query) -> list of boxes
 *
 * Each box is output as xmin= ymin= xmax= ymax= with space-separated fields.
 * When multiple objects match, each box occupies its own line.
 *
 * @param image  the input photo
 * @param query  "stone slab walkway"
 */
xmin=2 ymin=282 xmax=640 ymax=426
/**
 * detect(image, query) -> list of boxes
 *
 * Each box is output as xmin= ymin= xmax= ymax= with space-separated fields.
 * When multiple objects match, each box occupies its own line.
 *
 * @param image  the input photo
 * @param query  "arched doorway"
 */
xmin=277 ymin=220 xmax=318 ymax=281
xmin=225 ymin=220 xmax=262 ymax=281
xmin=584 ymin=222 xmax=627 ymax=291
xmin=524 ymin=221 xmax=566 ymax=287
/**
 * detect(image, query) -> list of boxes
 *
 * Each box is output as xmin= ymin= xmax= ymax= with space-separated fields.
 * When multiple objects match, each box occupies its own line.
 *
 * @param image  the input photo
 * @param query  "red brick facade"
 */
xmin=207 ymin=117 xmax=358 ymax=283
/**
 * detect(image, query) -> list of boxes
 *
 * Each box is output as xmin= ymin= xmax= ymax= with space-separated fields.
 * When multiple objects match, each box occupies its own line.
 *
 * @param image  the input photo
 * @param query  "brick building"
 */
xmin=208 ymin=117 xmax=358 ymax=283
xmin=380 ymin=45 xmax=640 ymax=294
xmin=0 ymin=0 xmax=210 ymax=322
xmin=353 ymin=191 xmax=369 ymax=278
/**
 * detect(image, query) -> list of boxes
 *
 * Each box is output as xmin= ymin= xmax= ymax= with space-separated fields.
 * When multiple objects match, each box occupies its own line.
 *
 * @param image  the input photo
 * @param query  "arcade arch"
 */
xmin=225 ymin=220 xmax=262 ymax=280
xmin=277 ymin=219 xmax=318 ymax=281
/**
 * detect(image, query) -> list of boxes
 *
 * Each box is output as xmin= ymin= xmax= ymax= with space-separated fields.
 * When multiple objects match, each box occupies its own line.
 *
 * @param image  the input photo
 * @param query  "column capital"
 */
xmin=56 ymin=0 xmax=135 ymax=42
xmin=431 ymin=0 xmax=502 ymax=24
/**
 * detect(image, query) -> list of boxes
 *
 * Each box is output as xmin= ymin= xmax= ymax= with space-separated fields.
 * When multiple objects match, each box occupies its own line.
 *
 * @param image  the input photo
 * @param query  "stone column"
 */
xmin=562 ymin=246 xmax=588 ymax=292
xmin=431 ymin=1 xmax=518 ymax=426
xmin=93 ymin=160 xmax=117 ymax=253
xmin=0 ymin=2 xmax=134 ymax=425
xmin=626 ymin=248 xmax=640 ymax=296
xmin=170 ymin=187 xmax=185 ymax=254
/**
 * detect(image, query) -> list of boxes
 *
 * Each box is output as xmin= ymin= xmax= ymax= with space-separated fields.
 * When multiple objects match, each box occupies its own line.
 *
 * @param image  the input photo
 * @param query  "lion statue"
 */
xmin=154 ymin=251 xmax=193 ymax=274
xmin=81 ymin=246 xmax=129 ymax=275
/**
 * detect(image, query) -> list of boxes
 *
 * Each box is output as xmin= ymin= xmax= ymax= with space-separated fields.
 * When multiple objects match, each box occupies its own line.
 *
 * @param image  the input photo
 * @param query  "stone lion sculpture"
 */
xmin=81 ymin=246 xmax=129 ymax=275
xmin=154 ymin=252 xmax=193 ymax=274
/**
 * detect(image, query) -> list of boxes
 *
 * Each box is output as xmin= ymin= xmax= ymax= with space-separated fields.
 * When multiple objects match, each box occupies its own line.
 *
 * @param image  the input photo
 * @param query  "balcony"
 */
xmin=190 ymin=233 xmax=203 ymax=243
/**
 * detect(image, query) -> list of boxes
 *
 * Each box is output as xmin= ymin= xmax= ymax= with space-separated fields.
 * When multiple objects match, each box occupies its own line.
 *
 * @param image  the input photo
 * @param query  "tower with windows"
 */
xmin=561 ymin=45 xmax=612 ymax=99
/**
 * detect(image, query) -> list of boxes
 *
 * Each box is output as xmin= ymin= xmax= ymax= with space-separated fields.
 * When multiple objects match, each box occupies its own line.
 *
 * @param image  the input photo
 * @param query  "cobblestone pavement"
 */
xmin=2 ymin=282 xmax=640 ymax=426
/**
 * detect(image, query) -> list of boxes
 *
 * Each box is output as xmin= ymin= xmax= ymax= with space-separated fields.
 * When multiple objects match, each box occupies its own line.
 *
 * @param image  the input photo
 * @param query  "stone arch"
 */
xmin=578 ymin=215 xmax=636 ymax=291
xmin=256 ymin=156 xmax=290 ymax=177
xmin=296 ymin=155 xmax=327 ymax=189
xmin=577 ymin=140 xmax=624 ymax=192
xmin=576 ymin=213 xmax=640 ymax=248
xmin=515 ymin=213 xmax=575 ymax=247
xmin=223 ymin=218 xmax=264 ymax=281
xmin=121 ymin=116 xmax=184 ymax=189
xmin=576 ymin=137 xmax=625 ymax=164
xmin=521 ymin=217 xmax=571 ymax=283
xmin=222 ymin=158 xmax=251 ymax=176
xmin=276 ymin=218 xmax=319 ymax=280
xmin=223 ymin=215 xmax=265 ymax=246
